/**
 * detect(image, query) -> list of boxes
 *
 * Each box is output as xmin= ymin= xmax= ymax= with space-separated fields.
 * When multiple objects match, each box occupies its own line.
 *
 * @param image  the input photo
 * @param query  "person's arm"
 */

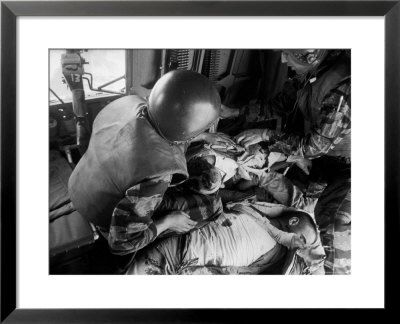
xmin=235 ymin=82 xmax=351 ymax=158
xmin=237 ymin=79 xmax=299 ymax=124
xmin=249 ymin=213 xmax=306 ymax=250
xmin=108 ymin=175 xmax=170 ymax=255
xmin=268 ymin=82 xmax=351 ymax=158
xmin=108 ymin=175 xmax=196 ymax=255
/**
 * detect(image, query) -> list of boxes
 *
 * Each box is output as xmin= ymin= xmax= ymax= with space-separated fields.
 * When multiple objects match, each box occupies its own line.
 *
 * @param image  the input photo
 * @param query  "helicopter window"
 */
xmin=49 ymin=49 xmax=126 ymax=105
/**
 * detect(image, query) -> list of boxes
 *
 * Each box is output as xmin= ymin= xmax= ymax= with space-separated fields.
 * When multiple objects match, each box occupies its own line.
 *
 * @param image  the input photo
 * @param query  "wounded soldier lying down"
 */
xmin=127 ymin=202 xmax=325 ymax=275
xmin=127 ymin=158 xmax=325 ymax=275
xmin=186 ymin=142 xmax=317 ymax=213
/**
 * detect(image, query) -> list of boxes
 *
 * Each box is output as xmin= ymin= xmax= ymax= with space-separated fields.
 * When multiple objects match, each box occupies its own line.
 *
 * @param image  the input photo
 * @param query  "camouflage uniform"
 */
xmin=240 ymin=50 xmax=352 ymax=274
xmin=241 ymin=50 xmax=351 ymax=159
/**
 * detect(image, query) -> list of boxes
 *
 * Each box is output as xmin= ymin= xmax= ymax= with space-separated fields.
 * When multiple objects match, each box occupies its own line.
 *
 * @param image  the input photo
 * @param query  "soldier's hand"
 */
xmin=165 ymin=211 xmax=197 ymax=233
xmin=234 ymin=129 xmax=268 ymax=149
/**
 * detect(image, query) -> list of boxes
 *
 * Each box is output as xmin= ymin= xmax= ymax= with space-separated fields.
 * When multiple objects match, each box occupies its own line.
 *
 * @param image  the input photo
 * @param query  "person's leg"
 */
xmin=312 ymin=157 xmax=351 ymax=227
xmin=312 ymin=156 xmax=351 ymax=275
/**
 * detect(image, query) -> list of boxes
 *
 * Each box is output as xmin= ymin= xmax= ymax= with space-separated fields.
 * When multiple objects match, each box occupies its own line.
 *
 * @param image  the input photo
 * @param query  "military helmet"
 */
xmin=148 ymin=70 xmax=221 ymax=142
xmin=283 ymin=49 xmax=327 ymax=67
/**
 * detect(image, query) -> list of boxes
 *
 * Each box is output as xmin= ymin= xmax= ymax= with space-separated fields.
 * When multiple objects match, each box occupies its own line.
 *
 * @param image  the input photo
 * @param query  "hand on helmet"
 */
xmin=234 ymin=129 xmax=269 ymax=149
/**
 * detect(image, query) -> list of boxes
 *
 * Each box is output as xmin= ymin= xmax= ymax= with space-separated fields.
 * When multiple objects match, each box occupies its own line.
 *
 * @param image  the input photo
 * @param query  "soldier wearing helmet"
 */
xmin=222 ymin=49 xmax=351 ymax=160
xmin=68 ymin=70 xmax=232 ymax=258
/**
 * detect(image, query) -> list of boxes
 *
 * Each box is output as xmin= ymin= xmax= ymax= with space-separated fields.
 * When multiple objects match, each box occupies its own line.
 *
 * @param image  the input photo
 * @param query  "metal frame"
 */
xmin=83 ymin=72 xmax=126 ymax=95
xmin=1 ymin=0 xmax=399 ymax=322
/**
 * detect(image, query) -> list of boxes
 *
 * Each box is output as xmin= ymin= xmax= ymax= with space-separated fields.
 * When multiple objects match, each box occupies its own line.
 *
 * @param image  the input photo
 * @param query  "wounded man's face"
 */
xmin=187 ymin=157 xmax=223 ymax=195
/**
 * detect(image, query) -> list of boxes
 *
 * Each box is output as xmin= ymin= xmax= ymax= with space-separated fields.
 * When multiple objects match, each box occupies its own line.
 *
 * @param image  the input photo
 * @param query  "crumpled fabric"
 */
xmin=286 ymin=154 xmax=312 ymax=175
xmin=184 ymin=211 xmax=279 ymax=267
xmin=256 ymin=171 xmax=317 ymax=213
xmin=188 ymin=143 xmax=313 ymax=188
xmin=267 ymin=152 xmax=287 ymax=169
xmin=190 ymin=143 xmax=268 ymax=182
xmin=235 ymin=144 xmax=268 ymax=180
xmin=187 ymin=143 xmax=316 ymax=212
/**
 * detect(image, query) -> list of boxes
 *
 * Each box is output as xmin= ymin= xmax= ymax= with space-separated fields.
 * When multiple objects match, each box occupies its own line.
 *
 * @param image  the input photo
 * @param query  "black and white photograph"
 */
xmin=49 ymin=49 xmax=351 ymax=275
xmin=3 ymin=0 xmax=397 ymax=319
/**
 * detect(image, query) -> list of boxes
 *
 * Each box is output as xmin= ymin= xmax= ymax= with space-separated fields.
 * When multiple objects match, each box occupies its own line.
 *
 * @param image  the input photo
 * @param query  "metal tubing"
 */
xmin=97 ymin=75 xmax=125 ymax=90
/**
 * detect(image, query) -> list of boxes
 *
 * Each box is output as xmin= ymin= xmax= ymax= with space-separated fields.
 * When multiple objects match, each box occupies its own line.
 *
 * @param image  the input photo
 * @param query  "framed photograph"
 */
xmin=1 ymin=0 xmax=398 ymax=322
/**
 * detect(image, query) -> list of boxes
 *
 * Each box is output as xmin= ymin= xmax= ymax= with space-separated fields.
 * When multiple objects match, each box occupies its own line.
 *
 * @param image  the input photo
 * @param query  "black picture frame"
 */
xmin=1 ymin=0 xmax=399 ymax=322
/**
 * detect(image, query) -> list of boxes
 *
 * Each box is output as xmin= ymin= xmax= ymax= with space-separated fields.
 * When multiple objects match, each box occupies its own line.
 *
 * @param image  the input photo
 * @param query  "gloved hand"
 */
xmin=234 ymin=129 xmax=270 ymax=149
